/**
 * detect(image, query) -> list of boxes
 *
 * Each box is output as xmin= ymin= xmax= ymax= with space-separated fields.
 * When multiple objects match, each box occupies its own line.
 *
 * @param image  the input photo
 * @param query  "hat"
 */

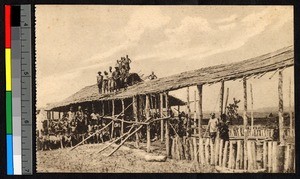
xmin=210 ymin=113 xmax=215 ymax=117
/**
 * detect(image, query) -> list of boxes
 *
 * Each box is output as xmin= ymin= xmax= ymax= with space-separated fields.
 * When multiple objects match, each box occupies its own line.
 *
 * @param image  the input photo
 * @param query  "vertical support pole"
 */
xmin=197 ymin=84 xmax=203 ymax=139
xmin=186 ymin=87 xmax=191 ymax=136
xmin=219 ymin=81 xmax=225 ymax=117
xmin=146 ymin=95 xmax=151 ymax=153
xmin=289 ymin=77 xmax=293 ymax=136
xmin=154 ymin=94 xmax=158 ymax=114
xmin=133 ymin=96 xmax=139 ymax=148
xmin=121 ymin=99 xmax=125 ymax=136
xmin=160 ymin=93 xmax=164 ymax=142
xmin=193 ymin=90 xmax=197 ymax=134
xmin=250 ymin=84 xmax=254 ymax=136
xmin=278 ymin=71 xmax=284 ymax=144
xmin=111 ymin=100 xmax=115 ymax=139
xmin=224 ymin=88 xmax=229 ymax=114
xmin=59 ymin=112 xmax=61 ymax=119
xmin=165 ymin=92 xmax=170 ymax=157
xmin=101 ymin=101 xmax=104 ymax=116
xmin=243 ymin=77 xmax=248 ymax=170
xmin=52 ymin=111 xmax=54 ymax=119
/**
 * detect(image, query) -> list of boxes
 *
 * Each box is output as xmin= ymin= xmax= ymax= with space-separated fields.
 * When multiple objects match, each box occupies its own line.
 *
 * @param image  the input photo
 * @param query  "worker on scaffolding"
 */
xmin=97 ymin=71 xmax=103 ymax=94
xmin=148 ymin=71 xmax=157 ymax=80
xmin=102 ymin=71 xmax=109 ymax=94
xmin=108 ymin=67 xmax=113 ymax=93
xmin=124 ymin=55 xmax=131 ymax=72
xmin=112 ymin=66 xmax=121 ymax=92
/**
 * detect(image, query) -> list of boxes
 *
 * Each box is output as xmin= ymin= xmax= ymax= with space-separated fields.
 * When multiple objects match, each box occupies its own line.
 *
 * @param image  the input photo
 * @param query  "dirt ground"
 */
xmin=37 ymin=141 xmax=215 ymax=173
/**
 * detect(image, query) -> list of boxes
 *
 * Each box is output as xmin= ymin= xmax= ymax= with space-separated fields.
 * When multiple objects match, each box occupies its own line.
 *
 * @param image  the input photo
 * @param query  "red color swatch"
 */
xmin=5 ymin=5 xmax=11 ymax=48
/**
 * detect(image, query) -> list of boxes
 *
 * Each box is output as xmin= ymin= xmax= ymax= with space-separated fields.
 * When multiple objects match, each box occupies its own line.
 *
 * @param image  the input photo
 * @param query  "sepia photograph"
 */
xmin=35 ymin=5 xmax=294 ymax=173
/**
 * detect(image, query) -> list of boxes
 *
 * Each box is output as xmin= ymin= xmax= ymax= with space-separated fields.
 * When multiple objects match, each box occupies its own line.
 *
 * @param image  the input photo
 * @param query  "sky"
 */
xmin=36 ymin=5 xmax=294 ymax=111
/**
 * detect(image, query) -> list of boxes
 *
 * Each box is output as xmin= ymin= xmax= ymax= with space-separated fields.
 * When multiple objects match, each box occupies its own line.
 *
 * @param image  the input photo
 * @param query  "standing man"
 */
xmin=108 ymin=66 xmax=113 ymax=92
xmin=219 ymin=114 xmax=229 ymax=142
xmin=102 ymin=71 xmax=109 ymax=93
xmin=205 ymin=113 xmax=219 ymax=144
xmin=112 ymin=66 xmax=121 ymax=92
xmin=97 ymin=71 xmax=103 ymax=94
xmin=124 ymin=55 xmax=131 ymax=72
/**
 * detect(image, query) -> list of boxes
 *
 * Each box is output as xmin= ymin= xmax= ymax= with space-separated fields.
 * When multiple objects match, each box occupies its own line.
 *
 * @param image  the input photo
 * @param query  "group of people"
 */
xmin=37 ymin=106 xmax=116 ymax=150
xmin=97 ymin=55 xmax=132 ymax=94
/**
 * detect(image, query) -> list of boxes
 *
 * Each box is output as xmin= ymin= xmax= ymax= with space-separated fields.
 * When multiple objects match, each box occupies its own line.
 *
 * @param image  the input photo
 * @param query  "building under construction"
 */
xmin=44 ymin=45 xmax=295 ymax=173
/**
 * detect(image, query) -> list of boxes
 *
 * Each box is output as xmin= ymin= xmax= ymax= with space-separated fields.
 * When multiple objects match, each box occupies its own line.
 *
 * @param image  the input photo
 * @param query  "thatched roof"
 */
xmin=46 ymin=45 xmax=293 ymax=110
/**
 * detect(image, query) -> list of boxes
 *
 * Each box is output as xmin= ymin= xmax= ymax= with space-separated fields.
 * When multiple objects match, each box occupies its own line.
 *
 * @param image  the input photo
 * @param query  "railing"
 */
xmin=171 ymin=136 xmax=295 ymax=173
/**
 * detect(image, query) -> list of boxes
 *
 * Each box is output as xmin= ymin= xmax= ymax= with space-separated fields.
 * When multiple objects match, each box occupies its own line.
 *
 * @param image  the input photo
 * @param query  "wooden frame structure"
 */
xmin=45 ymin=46 xmax=294 ymax=172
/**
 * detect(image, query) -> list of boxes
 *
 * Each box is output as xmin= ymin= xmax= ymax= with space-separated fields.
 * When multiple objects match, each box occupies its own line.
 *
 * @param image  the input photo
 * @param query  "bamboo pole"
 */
xmin=199 ymin=138 xmax=204 ymax=165
xmin=250 ymin=84 xmax=254 ymax=136
xmin=160 ymin=93 xmax=164 ymax=142
xmin=219 ymin=81 xmax=225 ymax=117
xmin=224 ymin=88 xmax=229 ymax=114
xmin=278 ymin=71 xmax=284 ymax=144
xmin=98 ymin=125 xmax=135 ymax=153
xmin=289 ymin=77 xmax=293 ymax=136
xmin=70 ymin=121 xmax=113 ymax=151
xmin=146 ymin=95 xmax=151 ymax=153
xmin=133 ymin=96 xmax=139 ymax=148
xmin=193 ymin=90 xmax=197 ymax=134
xmin=121 ymin=99 xmax=125 ymax=136
xmin=222 ymin=141 xmax=229 ymax=167
xmin=268 ymin=141 xmax=273 ymax=172
xmin=165 ymin=92 xmax=170 ymax=157
xmin=186 ymin=87 xmax=191 ymax=136
xmin=236 ymin=140 xmax=241 ymax=169
xmin=101 ymin=101 xmax=105 ymax=116
xmin=243 ymin=77 xmax=248 ymax=170
xmin=107 ymin=118 xmax=151 ymax=156
xmin=263 ymin=141 xmax=267 ymax=170
xmin=111 ymin=100 xmax=115 ymax=139
xmin=272 ymin=142 xmax=278 ymax=173
xmin=219 ymin=139 xmax=224 ymax=166
xmin=197 ymin=84 xmax=203 ymax=139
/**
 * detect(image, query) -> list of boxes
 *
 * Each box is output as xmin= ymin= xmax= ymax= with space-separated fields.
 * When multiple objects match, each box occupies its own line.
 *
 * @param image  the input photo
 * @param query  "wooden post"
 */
xmin=219 ymin=81 xmax=225 ymax=117
xmin=289 ymin=77 xmax=293 ymax=136
xmin=165 ymin=92 xmax=170 ymax=157
xmin=133 ymin=96 xmax=139 ymax=148
xmin=121 ymin=99 xmax=125 ymax=136
xmin=278 ymin=71 xmax=284 ymax=144
xmin=101 ymin=101 xmax=105 ymax=116
xmin=52 ymin=111 xmax=54 ymax=119
xmin=250 ymin=84 xmax=254 ymax=136
xmin=160 ymin=93 xmax=164 ymax=142
xmin=193 ymin=90 xmax=197 ymax=134
xmin=59 ymin=112 xmax=61 ymax=119
xmin=186 ymin=87 xmax=191 ymax=136
xmin=197 ymin=84 xmax=203 ymax=139
xmin=111 ymin=100 xmax=115 ymax=139
xmin=243 ymin=77 xmax=248 ymax=170
xmin=146 ymin=95 xmax=151 ymax=153
xmin=224 ymin=88 xmax=229 ymax=114
xmin=154 ymin=94 xmax=158 ymax=114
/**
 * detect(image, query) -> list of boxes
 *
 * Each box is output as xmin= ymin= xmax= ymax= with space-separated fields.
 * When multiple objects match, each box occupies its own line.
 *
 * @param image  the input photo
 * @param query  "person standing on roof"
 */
xmin=108 ymin=66 xmax=113 ymax=93
xmin=148 ymin=71 xmax=157 ymax=80
xmin=102 ymin=71 xmax=109 ymax=94
xmin=124 ymin=55 xmax=131 ymax=72
xmin=97 ymin=71 xmax=103 ymax=94
xmin=112 ymin=66 xmax=121 ymax=92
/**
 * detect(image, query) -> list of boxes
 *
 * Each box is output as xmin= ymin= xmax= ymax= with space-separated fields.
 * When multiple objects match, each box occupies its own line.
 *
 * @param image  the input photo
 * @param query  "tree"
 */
xmin=226 ymin=98 xmax=243 ymax=125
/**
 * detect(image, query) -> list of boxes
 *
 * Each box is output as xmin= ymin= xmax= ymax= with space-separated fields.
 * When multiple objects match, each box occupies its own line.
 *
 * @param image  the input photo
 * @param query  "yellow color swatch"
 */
xmin=5 ymin=48 xmax=11 ymax=91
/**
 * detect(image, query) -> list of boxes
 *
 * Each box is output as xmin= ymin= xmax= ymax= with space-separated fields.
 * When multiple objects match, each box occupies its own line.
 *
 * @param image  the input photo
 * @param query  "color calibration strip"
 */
xmin=5 ymin=5 xmax=14 ymax=175
xmin=5 ymin=5 xmax=32 ymax=175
